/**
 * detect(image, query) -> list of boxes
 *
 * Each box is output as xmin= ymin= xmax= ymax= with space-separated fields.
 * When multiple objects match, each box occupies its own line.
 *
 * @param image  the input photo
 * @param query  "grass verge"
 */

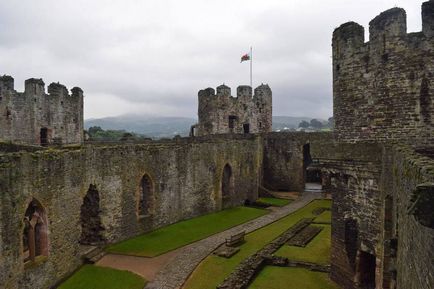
xmin=58 ymin=265 xmax=146 ymax=289
xmin=256 ymin=197 xmax=291 ymax=207
xmin=248 ymin=267 xmax=339 ymax=289
xmin=182 ymin=199 xmax=332 ymax=289
xmin=107 ymin=206 xmax=268 ymax=257
xmin=274 ymin=224 xmax=331 ymax=264
xmin=313 ymin=210 xmax=331 ymax=223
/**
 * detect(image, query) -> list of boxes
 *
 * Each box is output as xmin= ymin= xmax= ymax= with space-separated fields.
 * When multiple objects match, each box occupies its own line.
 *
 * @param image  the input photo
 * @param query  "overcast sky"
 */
xmin=0 ymin=0 xmax=424 ymax=119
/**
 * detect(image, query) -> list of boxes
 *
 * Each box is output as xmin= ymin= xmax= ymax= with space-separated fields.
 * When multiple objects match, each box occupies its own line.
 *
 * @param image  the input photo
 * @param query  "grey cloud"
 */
xmin=0 ymin=0 xmax=424 ymax=119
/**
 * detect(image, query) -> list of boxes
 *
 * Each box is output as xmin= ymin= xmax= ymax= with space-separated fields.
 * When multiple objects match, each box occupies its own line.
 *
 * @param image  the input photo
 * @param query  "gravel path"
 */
xmin=145 ymin=191 xmax=321 ymax=289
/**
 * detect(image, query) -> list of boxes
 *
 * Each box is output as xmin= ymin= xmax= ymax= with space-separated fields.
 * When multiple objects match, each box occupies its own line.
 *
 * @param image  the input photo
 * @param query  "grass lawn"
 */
xmin=257 ymin=197 xmax=291 ymax=207
xmin=58 ymin=265 xmax=146 ymax=289
xmin=248 ymin=267 xmax=339 ymax=289
xmin=182 ymin=199 xmax=332 ymax=289
xmin=107 ymin=206 xmax=267 ymax=257
xmin=313 ymin=210 xmax=331 ymax=224
xmin=274 ymin=224 xmax=331 ymax=264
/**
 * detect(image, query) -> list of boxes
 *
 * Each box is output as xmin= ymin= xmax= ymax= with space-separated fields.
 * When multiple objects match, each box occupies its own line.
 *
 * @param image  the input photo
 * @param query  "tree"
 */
xmin=299 ymin=120 xmax=310 ymax=128
xmin=310 ymin=119 xmax=323 ymax=129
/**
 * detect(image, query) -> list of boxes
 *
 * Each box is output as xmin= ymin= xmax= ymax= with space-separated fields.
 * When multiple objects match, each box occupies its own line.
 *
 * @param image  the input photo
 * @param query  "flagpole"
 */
xmin=250 ymin=46 xmax=253 ymax=88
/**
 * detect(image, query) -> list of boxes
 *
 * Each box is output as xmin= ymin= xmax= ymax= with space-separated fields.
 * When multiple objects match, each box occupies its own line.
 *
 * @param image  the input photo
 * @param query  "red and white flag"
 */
xmin=240 ymin=53 xmax=250 ymax=63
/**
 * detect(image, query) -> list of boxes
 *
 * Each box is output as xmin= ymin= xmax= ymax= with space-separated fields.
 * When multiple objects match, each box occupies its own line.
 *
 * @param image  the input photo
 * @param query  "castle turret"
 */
xmin=25 ymin=78 xmax=45 ymax=96
xmin=0 ymin=75 xmax=14 ymax=93
xmin=254 ymin=84 xmax=272 ymax=133
xmin=422 ymin=0 xmax=434 ymax=38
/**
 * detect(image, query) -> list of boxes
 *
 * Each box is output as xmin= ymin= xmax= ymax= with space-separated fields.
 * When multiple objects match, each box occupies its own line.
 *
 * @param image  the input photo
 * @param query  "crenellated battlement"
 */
xmin=195 ymin=83 xmax=272 ymax=136
xmin=198 ymin=84 xmax=271 ymax=100
xmin=333 ymin=1 xmax=434 ymax=144
xmin=0 ymin=74 xmax=84 ymax=145
xmin=333 ymin=2 xmax=433 ymax=60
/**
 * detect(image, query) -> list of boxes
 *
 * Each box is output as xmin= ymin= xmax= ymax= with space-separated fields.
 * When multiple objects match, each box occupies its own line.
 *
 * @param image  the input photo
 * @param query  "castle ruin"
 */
xmin=0 ymin=1 xmax=433 ymax=289
xmin=192 ymin=84 xmax=272 ymax=136
xmin=0 ymin=76 xmax=84 ymax=146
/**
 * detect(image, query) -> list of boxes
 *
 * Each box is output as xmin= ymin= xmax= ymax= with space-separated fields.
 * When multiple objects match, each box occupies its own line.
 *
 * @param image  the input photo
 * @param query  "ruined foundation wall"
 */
xmin=262 ymin=132 xmax=333 ymax=192
xmin=333 ymin=2 xmax=434 ymax=144
xmin=0 ymin=135 xmax=262 ymax=289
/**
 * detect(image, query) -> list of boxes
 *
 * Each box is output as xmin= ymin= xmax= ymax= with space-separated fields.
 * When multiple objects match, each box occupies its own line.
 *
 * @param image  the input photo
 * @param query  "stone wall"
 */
xmin=0 ymin=135 xmax=262 ymax=289
xmin=384 ymin=146 xmax=434 ymax=289
xmin=332 ymin=1 xmax=434 ymax=145
xmin=314 ymin=141 xmax=434 ymax=289
xmin=262 ymin=132 xmax=333 ymax=192
xmin=0 ymin=76 xmax=84 ymax=146
xmin=195 ymin=84 xmax=272 ymax=136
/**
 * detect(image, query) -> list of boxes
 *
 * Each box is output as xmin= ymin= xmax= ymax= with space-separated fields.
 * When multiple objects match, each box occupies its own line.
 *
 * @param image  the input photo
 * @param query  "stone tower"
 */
xmin=332 ymin=2 xmax=434 ymax=144
xmin=193 ymin=84 xmax=272 ymax=136
xmin=0 ymin=75 xmax=84 ymax=145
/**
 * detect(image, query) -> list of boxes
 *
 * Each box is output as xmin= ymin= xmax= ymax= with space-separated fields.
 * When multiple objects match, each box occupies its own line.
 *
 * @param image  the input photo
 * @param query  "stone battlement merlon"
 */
xmin=0 ymin=75 xmax=83 ymax=98
xmin=198 ymin=84 xmax=271 ymax=100
xmin=333 ymin=1 xmax=433 ymax=60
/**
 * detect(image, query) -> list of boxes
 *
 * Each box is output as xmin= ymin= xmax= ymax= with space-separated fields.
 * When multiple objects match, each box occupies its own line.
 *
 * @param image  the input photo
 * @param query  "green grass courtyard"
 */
xmin=182 ymin=199 xmax=334 ymax=289
xmin=107 ymin=206 xmax=268 ymax=257
xmin=58 ymin=265 xmax=146 ymax=289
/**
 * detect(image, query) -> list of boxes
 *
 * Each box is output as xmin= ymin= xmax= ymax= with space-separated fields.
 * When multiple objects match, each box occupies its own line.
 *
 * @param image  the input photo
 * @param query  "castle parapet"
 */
xmin=237 ymin=85 xmax=252 ymax=98
xmin=0 ymin=75 xmax=14 ymax=92
xmin=198 ymin=87 xmax=215 ymax=98
xmin=48 ymin=82 xmax=69 ymax=97
xmin=423 ymin=0 xmax=434 ymax=37
xmin=217 ymin=84 xmax=231 ymax=97
xmin=332 ymin=22 xmax=365 ymax=59
xmin=369 ymin=7 xmax=406 ymax=44
xmin=71 ymin=87 xmax=83 ymax=98
xmin=25 ymin=78 xmax=45 ymax=95
xmin=254 ymin=84 xmax=272 ymax=99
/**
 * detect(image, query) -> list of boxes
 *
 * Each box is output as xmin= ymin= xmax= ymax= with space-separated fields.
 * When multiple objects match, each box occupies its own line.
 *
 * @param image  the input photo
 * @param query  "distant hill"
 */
xmin=272 ymin=116 xmax=313 ymax=131
xmin=85 ymin=116 xmax=196 ymax=139
xmin=84 ymin=115 xmax=321 ymax=139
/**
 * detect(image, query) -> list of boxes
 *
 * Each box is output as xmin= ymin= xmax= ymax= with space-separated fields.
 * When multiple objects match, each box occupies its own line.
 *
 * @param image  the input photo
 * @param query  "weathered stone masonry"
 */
xmin=194 ymin=84 xmax=272 ymax=136
xmin=327 ymin=2 xmax=434 ymax=288
xmin=0 ymin=135 xmax=262 ymax=289
xmin=333 ymin=3 xmax=434 ymax=144
xmin=0 ymin=76 xmax=84 ymax=146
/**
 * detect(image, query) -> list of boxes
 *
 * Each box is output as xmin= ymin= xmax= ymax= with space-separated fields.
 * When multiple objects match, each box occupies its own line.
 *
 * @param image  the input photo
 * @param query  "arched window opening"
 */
xmin=356 ymin=250 xmax=377 ymax=288
xmin=80 ymin=184 xmax=105 ymax=245
xmin=40 ymin=128 xmax=48 ymax=146
xmin=139 ymin=174 xmax=154 ymax=217
xmin=221 ymin=164 xmax=234 ymax=209
xmin=344 ymin=218 xmax=358 ymax=270
xmin=23 ymin=199 xmax=48 ymax=263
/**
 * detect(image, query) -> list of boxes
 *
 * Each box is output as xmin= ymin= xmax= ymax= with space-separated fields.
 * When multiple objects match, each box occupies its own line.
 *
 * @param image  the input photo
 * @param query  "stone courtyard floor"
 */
xmin=95 ymin=191 xmax=322 ymax=289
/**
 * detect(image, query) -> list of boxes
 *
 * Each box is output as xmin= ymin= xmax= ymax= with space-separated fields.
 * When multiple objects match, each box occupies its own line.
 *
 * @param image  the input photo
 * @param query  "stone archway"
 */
xmin=221 ymin=164 xmax=234 ymax=209
xmin=138 ymin=174 xmax=154 ymax=217
xmin=23 ymin=198 xmax=48 ymax=263
xmin=80 ymin=184 xmax=105 ymax=245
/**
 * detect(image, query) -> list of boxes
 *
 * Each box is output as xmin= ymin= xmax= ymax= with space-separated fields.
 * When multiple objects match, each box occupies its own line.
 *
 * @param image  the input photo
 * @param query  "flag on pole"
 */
xmin=240 ymin=53 xmax=250 ymax=63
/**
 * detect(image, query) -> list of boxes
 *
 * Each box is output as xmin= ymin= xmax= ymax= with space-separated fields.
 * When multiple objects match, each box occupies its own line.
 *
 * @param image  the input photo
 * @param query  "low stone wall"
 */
xmin=0 ymin=135 xmax=263 ymax=289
